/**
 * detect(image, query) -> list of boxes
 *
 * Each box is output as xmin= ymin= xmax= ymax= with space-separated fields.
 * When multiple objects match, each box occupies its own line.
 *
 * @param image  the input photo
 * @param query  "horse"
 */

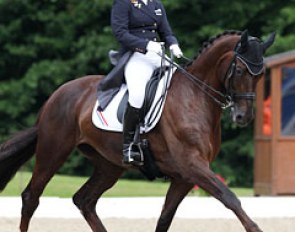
xmin=0 ymin=30 xmax=275 ymax=232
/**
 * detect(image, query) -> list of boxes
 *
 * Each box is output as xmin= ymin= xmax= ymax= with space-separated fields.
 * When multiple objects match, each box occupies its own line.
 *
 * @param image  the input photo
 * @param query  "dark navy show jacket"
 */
xmin=111 ymin=0 xmax=178 ymax=54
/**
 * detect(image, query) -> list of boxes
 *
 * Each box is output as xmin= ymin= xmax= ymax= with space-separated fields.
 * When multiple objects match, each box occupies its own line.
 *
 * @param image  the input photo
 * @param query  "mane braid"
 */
xmin=183 ymin=30 xmax=242 ymax=68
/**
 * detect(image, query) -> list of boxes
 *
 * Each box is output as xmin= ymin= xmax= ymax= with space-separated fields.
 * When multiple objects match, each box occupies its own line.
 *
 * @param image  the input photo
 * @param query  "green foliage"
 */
xmin=166 ymin=0 xmax=294 ymax=57
xmin=0 ymin=0 xmax=294 ymax=185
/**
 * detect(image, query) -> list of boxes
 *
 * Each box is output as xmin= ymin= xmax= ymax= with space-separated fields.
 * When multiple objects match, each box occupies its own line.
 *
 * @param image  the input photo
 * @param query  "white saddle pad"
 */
xmin=92 ymin=67 xmax=176 ymax=133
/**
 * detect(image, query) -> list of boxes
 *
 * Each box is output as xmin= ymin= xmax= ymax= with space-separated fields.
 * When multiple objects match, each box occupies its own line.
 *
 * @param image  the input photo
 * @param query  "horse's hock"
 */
xmin=254 ymin=49 xmax=295 ymax=195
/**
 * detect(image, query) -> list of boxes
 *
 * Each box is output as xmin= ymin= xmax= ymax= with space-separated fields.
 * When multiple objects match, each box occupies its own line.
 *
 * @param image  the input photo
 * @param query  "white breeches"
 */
xmin=124 ymin=51 xmax=163 ymax=108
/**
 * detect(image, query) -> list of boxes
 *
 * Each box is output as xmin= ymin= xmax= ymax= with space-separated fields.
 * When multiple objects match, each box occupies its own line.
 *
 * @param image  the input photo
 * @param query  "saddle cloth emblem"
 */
xmin=92 ymin=67 xmax=176 ymax=133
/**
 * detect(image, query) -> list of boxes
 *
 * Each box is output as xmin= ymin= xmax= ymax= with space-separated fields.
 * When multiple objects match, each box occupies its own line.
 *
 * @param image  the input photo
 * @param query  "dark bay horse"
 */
xmin=0 ymin=30 xmax=275 ymax=232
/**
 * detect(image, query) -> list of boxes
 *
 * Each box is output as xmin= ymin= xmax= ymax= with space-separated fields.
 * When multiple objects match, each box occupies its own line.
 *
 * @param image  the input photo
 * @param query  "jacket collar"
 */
xmin=135 ymin=0 xmax=159 ymax=21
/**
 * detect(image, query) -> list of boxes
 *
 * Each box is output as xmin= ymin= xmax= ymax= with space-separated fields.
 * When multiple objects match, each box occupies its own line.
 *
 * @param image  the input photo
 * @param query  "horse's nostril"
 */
xmin=236 ymin=114 xmax=243 ymax=121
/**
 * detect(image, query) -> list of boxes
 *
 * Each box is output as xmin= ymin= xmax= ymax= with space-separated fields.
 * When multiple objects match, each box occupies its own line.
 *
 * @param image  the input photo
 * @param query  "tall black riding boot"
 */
xmin=122 ymin=103 xmax=143 ymax=165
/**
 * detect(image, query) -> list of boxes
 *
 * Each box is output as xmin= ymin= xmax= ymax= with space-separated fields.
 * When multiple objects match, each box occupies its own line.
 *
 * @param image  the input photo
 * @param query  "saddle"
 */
xmin=94 ymin=50 xmax=174 ymax=180
xmin=97 ymin=50 xmax=168 ymax=122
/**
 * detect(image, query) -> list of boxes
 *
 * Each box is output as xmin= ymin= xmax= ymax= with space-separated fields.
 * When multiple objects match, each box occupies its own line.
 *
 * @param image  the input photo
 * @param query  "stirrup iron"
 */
xmin=123 ymin=142 xmax=144 ymax=166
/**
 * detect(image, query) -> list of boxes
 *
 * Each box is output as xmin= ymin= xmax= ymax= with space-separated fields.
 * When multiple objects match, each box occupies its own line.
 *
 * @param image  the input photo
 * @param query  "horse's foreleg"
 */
xmin=188 ymin=161 xmax=262 ymax=232
xmin=73 ymin=153 xmax=123 ymax=232
xmin=155 ymin=180 xmax=193 ymax=232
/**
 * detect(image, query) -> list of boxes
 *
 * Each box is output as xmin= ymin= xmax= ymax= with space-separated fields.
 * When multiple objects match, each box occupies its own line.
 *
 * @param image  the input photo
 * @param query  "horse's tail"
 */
xmin=0 ymin=126 xmax=37 ymax=192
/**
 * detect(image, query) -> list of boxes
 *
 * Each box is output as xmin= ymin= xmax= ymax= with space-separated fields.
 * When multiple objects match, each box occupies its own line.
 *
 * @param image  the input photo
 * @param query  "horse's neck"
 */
xmin=168 ymin=37 xmax=238 ymax=128
xmin=190 ymin=40 xmax=236 ymax=87
xmin=186 ymin=36 xmax=240 ymax=102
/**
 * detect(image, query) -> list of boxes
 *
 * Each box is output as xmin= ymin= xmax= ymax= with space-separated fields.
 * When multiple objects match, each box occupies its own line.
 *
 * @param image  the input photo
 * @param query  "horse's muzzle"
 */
xmin=231 ymin=105 xmax=254 ymax=127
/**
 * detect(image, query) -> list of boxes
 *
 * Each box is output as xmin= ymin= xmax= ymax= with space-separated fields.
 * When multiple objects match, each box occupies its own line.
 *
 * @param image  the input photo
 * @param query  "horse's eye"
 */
xmin=236 ymin=67 xmax=244 ymax=77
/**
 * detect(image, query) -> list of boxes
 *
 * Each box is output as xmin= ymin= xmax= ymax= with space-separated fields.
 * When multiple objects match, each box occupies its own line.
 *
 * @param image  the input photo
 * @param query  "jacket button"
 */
xmin=153 ymin=38 xmax=157 ymax=41
xmin=152 ymin=30 xmax=155 ymax=33
xmin=142 ymin=30 xmax=145 ymax=33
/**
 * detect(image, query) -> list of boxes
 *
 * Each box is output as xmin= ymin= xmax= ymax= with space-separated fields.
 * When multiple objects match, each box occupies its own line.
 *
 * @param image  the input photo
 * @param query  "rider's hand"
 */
xmin=146 ymin=41 xmax=162 ymax=55
xmin=170 ymin=44 xmax=183 ymax=58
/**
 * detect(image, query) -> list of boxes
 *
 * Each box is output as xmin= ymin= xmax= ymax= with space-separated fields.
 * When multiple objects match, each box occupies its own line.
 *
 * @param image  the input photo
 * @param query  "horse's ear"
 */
xmin=263 ymin=32 xmax=276 ymax=53
xmin=240 ymin=30 xmax=249 ymax=52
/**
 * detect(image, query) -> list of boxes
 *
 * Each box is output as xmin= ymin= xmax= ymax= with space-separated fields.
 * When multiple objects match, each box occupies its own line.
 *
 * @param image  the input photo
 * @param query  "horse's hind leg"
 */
xmin=20 ymin=132 xmax=75 ymax=232
xmin=156 ymin=180 xmax=193 ymax=232
xmin=73 ymin=146 xmax=123 ymax=232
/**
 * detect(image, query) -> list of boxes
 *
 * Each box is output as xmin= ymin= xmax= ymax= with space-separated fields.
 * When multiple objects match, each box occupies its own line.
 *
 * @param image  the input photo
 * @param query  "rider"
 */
xmin=111 ymin=0 xmax=183 ymax=164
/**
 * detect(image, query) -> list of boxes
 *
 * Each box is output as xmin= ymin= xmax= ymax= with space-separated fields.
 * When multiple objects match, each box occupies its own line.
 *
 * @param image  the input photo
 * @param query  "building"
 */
xmin=254 ymin=50 xmax=295 ymax=195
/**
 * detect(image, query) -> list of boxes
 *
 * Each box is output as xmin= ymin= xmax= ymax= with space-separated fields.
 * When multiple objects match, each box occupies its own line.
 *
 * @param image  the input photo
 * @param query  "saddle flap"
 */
xmin=92 ymin=66 xmax=176 ymax=133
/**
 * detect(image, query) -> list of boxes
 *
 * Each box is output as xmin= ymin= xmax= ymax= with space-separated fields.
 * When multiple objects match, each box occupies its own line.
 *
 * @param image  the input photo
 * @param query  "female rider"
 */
xmin=111 ymin=0 xmax=183 ymax=164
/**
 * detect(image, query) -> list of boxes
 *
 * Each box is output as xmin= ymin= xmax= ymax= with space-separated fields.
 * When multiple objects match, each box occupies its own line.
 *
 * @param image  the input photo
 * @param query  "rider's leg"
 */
xmin=122 ymin=51 xmax=161 ymax=164
xmin=125 ymin=52 xmax=159 ymax=108
xmin=122 ymin=102 xmax=141 ymax=164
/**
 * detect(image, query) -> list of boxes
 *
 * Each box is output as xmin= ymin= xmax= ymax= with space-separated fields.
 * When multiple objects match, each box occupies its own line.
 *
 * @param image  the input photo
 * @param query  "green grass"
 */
xmin=0 ymin=172 xmax=253 ymax=198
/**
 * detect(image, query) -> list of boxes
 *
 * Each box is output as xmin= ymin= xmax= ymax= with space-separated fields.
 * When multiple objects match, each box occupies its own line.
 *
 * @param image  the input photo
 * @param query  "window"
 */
xmin=281 ymin=67 xmax=295 ymax=136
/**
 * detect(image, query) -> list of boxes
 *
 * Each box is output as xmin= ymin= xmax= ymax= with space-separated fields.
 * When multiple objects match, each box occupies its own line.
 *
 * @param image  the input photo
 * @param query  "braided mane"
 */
xmin=185 ymin=30 xmax=242 ymax=67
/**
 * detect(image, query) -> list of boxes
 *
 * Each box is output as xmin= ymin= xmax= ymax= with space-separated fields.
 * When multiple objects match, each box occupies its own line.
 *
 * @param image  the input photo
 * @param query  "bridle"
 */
xmin=163 ymin=39 xmax=263 ymax=109
xmin=224 ymin=39 xmax=265 ymax=103
xmin=223 ymin=56 xmax=258 ymax=103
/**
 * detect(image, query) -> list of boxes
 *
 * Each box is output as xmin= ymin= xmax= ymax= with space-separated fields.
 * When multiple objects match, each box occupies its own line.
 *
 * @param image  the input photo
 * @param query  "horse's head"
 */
xmin=225 ymin=30 xmax=275 ymax=126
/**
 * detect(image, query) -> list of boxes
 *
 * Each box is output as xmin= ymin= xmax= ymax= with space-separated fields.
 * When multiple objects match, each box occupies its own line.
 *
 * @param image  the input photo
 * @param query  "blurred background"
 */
xmin=0 ymin=0 xmax=294 ymax=191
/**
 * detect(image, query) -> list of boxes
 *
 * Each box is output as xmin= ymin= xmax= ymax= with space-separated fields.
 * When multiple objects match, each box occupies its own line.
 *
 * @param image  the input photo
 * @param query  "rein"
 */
xmin=163 ymin=55 xmax=234 ymax=109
